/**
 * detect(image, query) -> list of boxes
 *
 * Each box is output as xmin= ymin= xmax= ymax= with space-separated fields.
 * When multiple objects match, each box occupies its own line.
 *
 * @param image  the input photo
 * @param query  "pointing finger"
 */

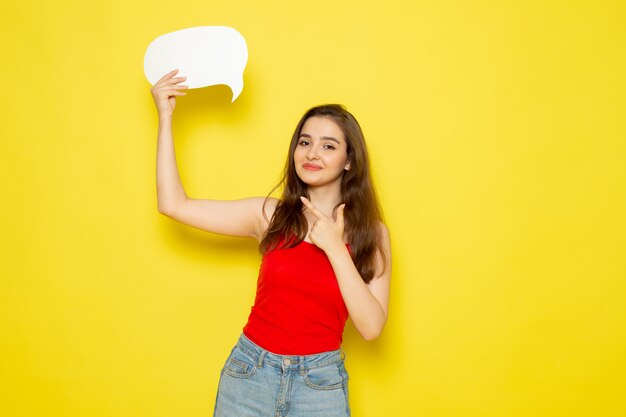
xmin=300 ymin=196 xmax=326 ymax=219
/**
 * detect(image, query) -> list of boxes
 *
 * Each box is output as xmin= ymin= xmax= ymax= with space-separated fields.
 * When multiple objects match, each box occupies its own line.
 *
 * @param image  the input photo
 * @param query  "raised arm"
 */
xmin=151 ymin=69 xmax=277 ymax=241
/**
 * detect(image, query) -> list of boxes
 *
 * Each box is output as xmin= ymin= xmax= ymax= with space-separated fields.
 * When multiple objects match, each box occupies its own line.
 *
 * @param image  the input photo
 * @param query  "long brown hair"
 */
xmin=260 ymin=104 xmax=386 ymax=283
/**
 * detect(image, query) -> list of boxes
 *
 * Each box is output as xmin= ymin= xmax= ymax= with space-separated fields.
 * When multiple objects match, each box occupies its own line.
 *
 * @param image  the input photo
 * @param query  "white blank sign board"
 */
xmin=144 ymin=26 xmax=248 ymax=102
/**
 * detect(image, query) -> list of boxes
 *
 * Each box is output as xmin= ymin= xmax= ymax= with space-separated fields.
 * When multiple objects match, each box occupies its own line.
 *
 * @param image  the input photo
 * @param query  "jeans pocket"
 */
xmin=223 ymin=347 xmax=257 ymax=379
xmin=303 ymin=361 xmax=345 ymax=390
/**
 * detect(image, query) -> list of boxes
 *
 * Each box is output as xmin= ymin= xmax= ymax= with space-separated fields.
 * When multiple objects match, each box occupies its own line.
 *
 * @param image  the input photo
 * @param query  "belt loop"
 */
xmin=257 ymin=350 xmax=266 ymax=369
xmin=340 ymin=349 xmax=346 ymax=361
xmin=299 ymin=355 xmax=305 ymax=375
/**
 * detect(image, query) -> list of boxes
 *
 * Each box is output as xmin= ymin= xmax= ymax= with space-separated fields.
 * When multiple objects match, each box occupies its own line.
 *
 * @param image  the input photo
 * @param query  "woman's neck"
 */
xmin=305 ymin=186 xmax=342 ymax=216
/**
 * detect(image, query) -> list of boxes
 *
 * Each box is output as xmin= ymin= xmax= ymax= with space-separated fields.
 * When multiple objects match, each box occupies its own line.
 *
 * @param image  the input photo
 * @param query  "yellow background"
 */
xmin=1 ymin=1 xmax=625 ymax=416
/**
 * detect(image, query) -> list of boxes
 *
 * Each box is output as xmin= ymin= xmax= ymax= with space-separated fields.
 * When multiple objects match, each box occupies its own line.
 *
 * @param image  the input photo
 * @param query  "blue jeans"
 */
xmin=213 ymin=333 xmax=350 ymax=417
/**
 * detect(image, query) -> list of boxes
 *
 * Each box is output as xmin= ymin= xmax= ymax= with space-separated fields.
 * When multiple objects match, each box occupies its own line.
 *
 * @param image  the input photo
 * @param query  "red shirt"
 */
xmin=242 ymin=240 xmax=349 ymax=355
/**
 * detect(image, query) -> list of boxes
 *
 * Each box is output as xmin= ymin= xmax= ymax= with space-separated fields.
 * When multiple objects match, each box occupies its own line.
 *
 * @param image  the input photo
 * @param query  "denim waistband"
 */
xmin=236 ymin=333 xmax=345 ymax=371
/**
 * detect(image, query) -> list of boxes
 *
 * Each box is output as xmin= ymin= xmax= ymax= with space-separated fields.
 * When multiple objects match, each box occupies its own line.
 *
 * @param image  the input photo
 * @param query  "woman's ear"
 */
xmin=345 ymin=161 xmax=351 ymax=171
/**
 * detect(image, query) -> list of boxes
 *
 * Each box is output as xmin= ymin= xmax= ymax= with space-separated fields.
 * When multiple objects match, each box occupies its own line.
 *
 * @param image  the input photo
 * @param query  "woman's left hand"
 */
xmin=300 ymin=196 xmax=346 ymax=253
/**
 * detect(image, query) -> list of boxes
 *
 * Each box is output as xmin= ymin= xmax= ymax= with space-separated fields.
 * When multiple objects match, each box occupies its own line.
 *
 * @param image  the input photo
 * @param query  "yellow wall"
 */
xmin=1 ymin=1 xmax=625 ymax=416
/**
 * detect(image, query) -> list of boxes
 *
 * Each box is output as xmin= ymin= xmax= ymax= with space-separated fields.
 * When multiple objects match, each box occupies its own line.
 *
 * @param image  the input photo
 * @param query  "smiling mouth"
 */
xmin=303 ymin=164 xmax=322 ymax=171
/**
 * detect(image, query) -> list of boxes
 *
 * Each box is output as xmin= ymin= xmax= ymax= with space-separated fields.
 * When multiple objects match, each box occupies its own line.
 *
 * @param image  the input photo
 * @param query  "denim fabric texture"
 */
xmin=213 ymin=333 xmax=350 ymax=417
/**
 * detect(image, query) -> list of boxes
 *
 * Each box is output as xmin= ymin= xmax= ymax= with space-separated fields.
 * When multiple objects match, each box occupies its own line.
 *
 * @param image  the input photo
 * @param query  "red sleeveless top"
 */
xmin=242 ymin=239 xmax=349 ymax=355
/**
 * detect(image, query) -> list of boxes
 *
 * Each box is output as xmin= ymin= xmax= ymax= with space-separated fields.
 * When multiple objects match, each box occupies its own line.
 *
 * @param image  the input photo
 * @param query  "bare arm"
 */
xmin=326 ymin=223 xmax=391 ymax=340
xmin=151 ymin=69 xmax=277 ymax=240
xmin=301 ymin=197 xmax=392 ymax=340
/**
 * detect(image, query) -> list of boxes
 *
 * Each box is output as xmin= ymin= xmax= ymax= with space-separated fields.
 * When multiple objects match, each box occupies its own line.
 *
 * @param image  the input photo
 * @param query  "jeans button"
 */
xmin=283 ymin=358 xmax=291 ymax=366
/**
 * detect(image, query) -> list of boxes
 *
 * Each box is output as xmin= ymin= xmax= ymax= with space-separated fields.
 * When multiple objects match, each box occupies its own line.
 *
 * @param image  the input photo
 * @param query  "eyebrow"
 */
xmin=299 ymin=133 xmax=341 ymax=144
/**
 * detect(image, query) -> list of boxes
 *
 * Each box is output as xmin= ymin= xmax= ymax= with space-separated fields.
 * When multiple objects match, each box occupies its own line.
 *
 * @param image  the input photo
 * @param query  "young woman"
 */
xmin=151 ymin=69 xmax=391 ymax=417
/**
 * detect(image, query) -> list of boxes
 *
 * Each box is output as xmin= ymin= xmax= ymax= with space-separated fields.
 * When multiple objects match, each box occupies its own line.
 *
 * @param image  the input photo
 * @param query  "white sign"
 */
xmin=144 ymin=26 xmax=248 ymax=102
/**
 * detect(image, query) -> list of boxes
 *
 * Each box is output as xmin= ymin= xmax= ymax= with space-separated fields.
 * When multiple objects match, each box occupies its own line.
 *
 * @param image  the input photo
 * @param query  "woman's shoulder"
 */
xmin=375 ymin=221 xmax=391 ymax=253
xmin=261 ymin=197 xmax=280 ymax=218
xmin=256 ymin=197 xmax=280 ymax=236
xmin=376 ymin=220 xmax=390 ymax=238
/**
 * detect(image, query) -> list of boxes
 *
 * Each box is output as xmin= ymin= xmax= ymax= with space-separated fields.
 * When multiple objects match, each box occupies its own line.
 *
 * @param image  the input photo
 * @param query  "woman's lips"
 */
xmin=303 ymin=163 xmax=322 ymax=171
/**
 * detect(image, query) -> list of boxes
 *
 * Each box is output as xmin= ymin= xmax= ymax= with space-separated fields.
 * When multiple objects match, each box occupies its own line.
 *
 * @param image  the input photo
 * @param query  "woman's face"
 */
xmin=294 ymin=116 xmax=351 ymax=189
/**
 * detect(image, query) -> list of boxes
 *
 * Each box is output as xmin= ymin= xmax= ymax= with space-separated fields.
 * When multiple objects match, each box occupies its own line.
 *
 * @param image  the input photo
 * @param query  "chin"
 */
xmin=296 ymin=170 xmax=317 ymax=182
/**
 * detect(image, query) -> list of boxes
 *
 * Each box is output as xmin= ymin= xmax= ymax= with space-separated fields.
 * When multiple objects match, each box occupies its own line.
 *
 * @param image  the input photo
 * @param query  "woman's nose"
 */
xmin=306 ymin=146 xmax=320 ymax=159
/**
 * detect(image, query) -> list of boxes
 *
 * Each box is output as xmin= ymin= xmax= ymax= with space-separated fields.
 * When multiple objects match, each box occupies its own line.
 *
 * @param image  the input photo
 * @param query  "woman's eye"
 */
xmin=323 ymin=144 xmax=336 ymax=150
xmin=298 ymin=140 xmax=310 ymax=146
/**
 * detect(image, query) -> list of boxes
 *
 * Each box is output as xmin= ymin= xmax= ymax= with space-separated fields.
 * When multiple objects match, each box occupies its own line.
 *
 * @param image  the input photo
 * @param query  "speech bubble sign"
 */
xmin=143 ymin=26 xmax=248 ymax=102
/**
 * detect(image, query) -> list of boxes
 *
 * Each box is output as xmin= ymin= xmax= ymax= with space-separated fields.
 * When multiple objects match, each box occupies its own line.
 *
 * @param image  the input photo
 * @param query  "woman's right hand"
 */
xmin=150 ymin=69 xmax=188 ymax=119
